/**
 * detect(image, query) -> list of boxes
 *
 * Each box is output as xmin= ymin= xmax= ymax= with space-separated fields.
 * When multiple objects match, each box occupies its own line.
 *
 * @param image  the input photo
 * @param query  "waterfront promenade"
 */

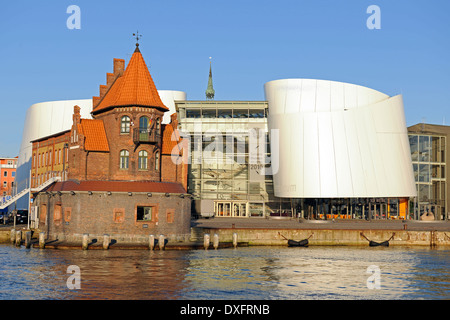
xmin=193 ymin=217 xmax=450 ymax=231
xmin=1 ymin=217 xmax=450 ymax=248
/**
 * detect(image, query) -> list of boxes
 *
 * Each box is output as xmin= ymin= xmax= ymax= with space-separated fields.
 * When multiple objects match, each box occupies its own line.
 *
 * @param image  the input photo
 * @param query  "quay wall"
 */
xmin=191 ymin=227 xmax=450 ymax=247
xmin=0 ymin=230 xmax=10 ymax=243
xmin=1 ymin=227 xmax=450 ymax=247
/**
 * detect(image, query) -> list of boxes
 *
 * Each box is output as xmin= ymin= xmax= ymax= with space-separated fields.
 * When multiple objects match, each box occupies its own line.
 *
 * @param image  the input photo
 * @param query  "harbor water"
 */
xmin=0 ymin=244 xmax=449 ymax=300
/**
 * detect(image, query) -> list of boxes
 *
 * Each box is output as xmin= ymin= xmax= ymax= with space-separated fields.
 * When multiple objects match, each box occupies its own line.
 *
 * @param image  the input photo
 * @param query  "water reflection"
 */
xmin=0 ymin=245 xmax=449 ymax=300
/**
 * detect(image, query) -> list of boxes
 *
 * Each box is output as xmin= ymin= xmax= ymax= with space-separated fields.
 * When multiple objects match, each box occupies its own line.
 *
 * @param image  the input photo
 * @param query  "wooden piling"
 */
xmin=10 ymin=228 xmax=15 ymax=244
xmin=15 ymin=230 xmax=21 ymax=247
xmin=39 ymin=232 xmax=45 ymax=249
xmin=158 ymin=234 xmax=165 ymax=250
xmin=82 ymin=233 xmax=89 ymax=250
xmin=233 ymin=233 xmax=238 ymax=248
xmin=25 ymin=231 xmax=32 ymax=249
xmin=213 ymin=234 xmax=219 ymax=249
xmin=204 ymin=233 xmax=210 ymax=250
xmin=149 ymin=234 xmax=155 ymax=250
xmin=103 ymin=234 xmax=110 ymax=250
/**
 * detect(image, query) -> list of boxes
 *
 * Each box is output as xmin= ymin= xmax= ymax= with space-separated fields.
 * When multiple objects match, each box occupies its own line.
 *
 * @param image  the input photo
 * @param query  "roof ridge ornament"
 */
xmin=133 ymin=30 xmax=142 ymax=52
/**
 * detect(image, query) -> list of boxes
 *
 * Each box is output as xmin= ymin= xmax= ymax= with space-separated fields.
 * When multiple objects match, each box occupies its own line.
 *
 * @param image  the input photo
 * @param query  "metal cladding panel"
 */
xmin=284 ymin=80 xmax=301 ymax=114
xmin=330 ymin=81 xmax=344 ymax=111
xmin=265 ymin=79 xmax=416 ymax=198
xmin=300 ymin=80 xmax=316 ymax=113
xmin=316 ymin=80 xmax=331 ymax=112
xmin=318 ymin=112 xmax=337 ymax=197
xmin=343 ymin=110 xmax=367 ymax=197
xmin=291 ymin=114 xmax=304 ymax=196
xmin=331 ymin=112 xmax=353 ymax=197
xmin=302 ymin=112 xmax=320 ymax=197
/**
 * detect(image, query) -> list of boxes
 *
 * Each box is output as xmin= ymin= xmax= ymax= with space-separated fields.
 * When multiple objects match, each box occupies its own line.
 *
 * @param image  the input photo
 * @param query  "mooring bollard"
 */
xmin=204 ymin=233 xmax=210 ymax=250
xmin=213 ymin=234 xmax=219 ymax=249
xmin=149 ymin=235 xmax=155 ymax=250
xmin=103 ymin=234 xmax=110 ymax=250
xmin=158 ymin=234 xmax=165 ymax=250
xmin=10 ymin=228 xmax=16 ymax=244
xmin=233 ymin=233 xmax=238 ymax=248
xmin=25 ymin=231 xmax=32 ymax=249
xmin=39 ymin=232 xmax=46 ymax=249
xmin=82 ymin=233 xmax=89 ymax=250
xmin=15 ymin=230 xmax=22 ymax=247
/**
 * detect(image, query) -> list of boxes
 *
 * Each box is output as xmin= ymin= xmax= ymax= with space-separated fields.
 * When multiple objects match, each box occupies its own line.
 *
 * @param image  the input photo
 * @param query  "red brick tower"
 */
xmin=68 ymin=43 xmax=185 ymax=187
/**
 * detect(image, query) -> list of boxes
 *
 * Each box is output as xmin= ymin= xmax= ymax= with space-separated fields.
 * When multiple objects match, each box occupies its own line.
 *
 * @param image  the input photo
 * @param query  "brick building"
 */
xmin=1 ymin=157 xmax=18 ymax=198
xmin=32 ymin=44 xmax=191 ymax=243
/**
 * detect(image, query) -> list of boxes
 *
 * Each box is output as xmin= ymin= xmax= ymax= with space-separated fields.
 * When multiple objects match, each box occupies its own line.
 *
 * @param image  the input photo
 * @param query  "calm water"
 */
xmin=0 ymin=244 xmax=449 ymax=300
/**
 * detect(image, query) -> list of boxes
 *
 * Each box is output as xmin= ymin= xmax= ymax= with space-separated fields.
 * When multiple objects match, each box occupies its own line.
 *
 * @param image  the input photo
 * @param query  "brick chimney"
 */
xmin=73 ymin=105 xmax=81 ymax=125
xmin=113 ymin=58 xmax=125 ymax=77
xmin=170 ymin=113 xmax=179 ymax=128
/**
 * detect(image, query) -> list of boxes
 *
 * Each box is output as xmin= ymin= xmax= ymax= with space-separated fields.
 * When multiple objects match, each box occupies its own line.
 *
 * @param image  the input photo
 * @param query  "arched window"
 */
xmin=121 ymin=116 xmax=131 ymax=133
xmin=155 ymin=151 xmax=160 ymax=171
xmin=120 ymin=150 xmax=129 ymax=169
xmin=156 ymin=118 xmax=161 ymax=132
xmin=138 ymin=150 xmax=148 ymax=170
xmin=139 ymin=116 xmax=149 ymax=133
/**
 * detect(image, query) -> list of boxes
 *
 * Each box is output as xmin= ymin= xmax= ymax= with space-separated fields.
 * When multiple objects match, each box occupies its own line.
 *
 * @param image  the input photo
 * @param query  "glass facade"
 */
xmin=177 ymin=101 xmax=291 ymax=218
xmin=177 ymin=100 xmax=418 ymax=220
xmin=409 ymin=134 xmax=447 ymax=220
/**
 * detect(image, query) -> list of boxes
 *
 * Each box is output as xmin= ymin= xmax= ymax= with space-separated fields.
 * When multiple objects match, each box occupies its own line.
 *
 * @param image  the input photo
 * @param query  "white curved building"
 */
xmin=265 ymin=79 xmax=416 ymax=199
xmin=13 ymin=90 xmax=186 ymax=210
xmin=159 ymin=90 xmax=187 ymax=124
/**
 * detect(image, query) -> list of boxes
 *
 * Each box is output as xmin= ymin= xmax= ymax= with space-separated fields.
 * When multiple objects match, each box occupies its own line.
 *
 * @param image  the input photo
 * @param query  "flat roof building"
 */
xmin=408 ymin=123 xmax=449 ymax=220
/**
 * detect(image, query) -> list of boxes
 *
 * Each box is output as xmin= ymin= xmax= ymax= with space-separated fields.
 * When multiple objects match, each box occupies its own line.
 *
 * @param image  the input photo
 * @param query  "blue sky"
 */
xmin=0 ymin=0 xmax=449 ymax=157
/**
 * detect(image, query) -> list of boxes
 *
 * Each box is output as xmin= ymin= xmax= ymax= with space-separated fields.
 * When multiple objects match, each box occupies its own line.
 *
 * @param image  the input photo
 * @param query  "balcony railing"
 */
xmin=133 ymin=128 xmax=161 ymax=145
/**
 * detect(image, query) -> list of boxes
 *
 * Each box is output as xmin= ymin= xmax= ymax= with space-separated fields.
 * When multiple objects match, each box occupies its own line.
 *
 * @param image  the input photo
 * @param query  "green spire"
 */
xmin=205 ymin=58 xmax=215 ymax=100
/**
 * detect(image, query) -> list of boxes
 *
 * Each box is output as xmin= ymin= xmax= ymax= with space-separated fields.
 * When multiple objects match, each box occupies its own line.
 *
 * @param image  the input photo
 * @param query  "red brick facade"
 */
xmin=32 ymin=45 xmax=191 ymax=243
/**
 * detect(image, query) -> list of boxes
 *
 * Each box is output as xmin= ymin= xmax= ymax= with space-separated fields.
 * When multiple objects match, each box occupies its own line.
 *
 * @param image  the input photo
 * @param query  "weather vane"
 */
xmin=133 ymin=30 xmax=142 ymax=44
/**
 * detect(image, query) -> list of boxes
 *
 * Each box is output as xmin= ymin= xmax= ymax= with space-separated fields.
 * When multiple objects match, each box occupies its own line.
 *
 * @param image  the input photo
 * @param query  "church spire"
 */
xmin=205 ymin=57 xmax=215 ymax=100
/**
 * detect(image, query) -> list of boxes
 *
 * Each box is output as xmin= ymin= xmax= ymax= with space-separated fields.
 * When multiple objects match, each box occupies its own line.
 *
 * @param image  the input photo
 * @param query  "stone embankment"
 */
xmin=1 ymin=219 xmax=449 ymax=249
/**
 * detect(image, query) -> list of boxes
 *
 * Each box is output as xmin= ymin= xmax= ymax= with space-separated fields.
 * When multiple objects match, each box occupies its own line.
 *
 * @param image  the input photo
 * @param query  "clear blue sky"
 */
xmin=0 ymin=0 xmax=449 ymax=157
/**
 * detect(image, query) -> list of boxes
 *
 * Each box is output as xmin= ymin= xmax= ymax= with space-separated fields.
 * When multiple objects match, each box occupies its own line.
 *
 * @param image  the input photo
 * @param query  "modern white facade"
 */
xmin=265 ymin=79 xmax=417 ymax=199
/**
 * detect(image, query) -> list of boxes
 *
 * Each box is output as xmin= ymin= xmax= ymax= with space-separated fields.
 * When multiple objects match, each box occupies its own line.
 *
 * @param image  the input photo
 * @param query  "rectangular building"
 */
xmin=176 ymin=100 xmax=292 ymax=218
xmin=31 ymin=130 xmax=70 ymax=189
xmin=408 ymin=123 xmax=448 ymax=220
xmin=0 ymin=157 xmax=17 ymax=198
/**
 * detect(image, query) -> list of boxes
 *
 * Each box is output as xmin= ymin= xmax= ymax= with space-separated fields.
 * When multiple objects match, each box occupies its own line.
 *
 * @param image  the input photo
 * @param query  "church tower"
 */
xmin=205 ymin=58 xmax=215 ymax=100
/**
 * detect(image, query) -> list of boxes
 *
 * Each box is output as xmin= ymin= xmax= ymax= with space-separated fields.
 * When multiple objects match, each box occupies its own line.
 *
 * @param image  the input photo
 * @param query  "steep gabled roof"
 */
xmin=93 ymin=45 xmax=169 ymax=114
xmin=79 ymin=119 xmax=109 ymax=152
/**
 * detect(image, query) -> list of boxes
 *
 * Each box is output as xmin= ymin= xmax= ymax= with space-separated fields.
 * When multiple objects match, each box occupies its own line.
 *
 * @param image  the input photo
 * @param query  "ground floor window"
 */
xmin=136 ymin=206 xmax=153 ymax=221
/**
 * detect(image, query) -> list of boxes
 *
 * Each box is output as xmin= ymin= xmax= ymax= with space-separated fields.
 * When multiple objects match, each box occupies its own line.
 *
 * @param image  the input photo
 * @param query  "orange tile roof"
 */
xmin=161 ymin=124 xmax=183 ymax=155
xmin=79 ymin=119 xmax=110 ymax=152
xmin=93 ymin=47 xmax=169 ymax=113
xmin=46 ymin=180 xmax=186 ymax=194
